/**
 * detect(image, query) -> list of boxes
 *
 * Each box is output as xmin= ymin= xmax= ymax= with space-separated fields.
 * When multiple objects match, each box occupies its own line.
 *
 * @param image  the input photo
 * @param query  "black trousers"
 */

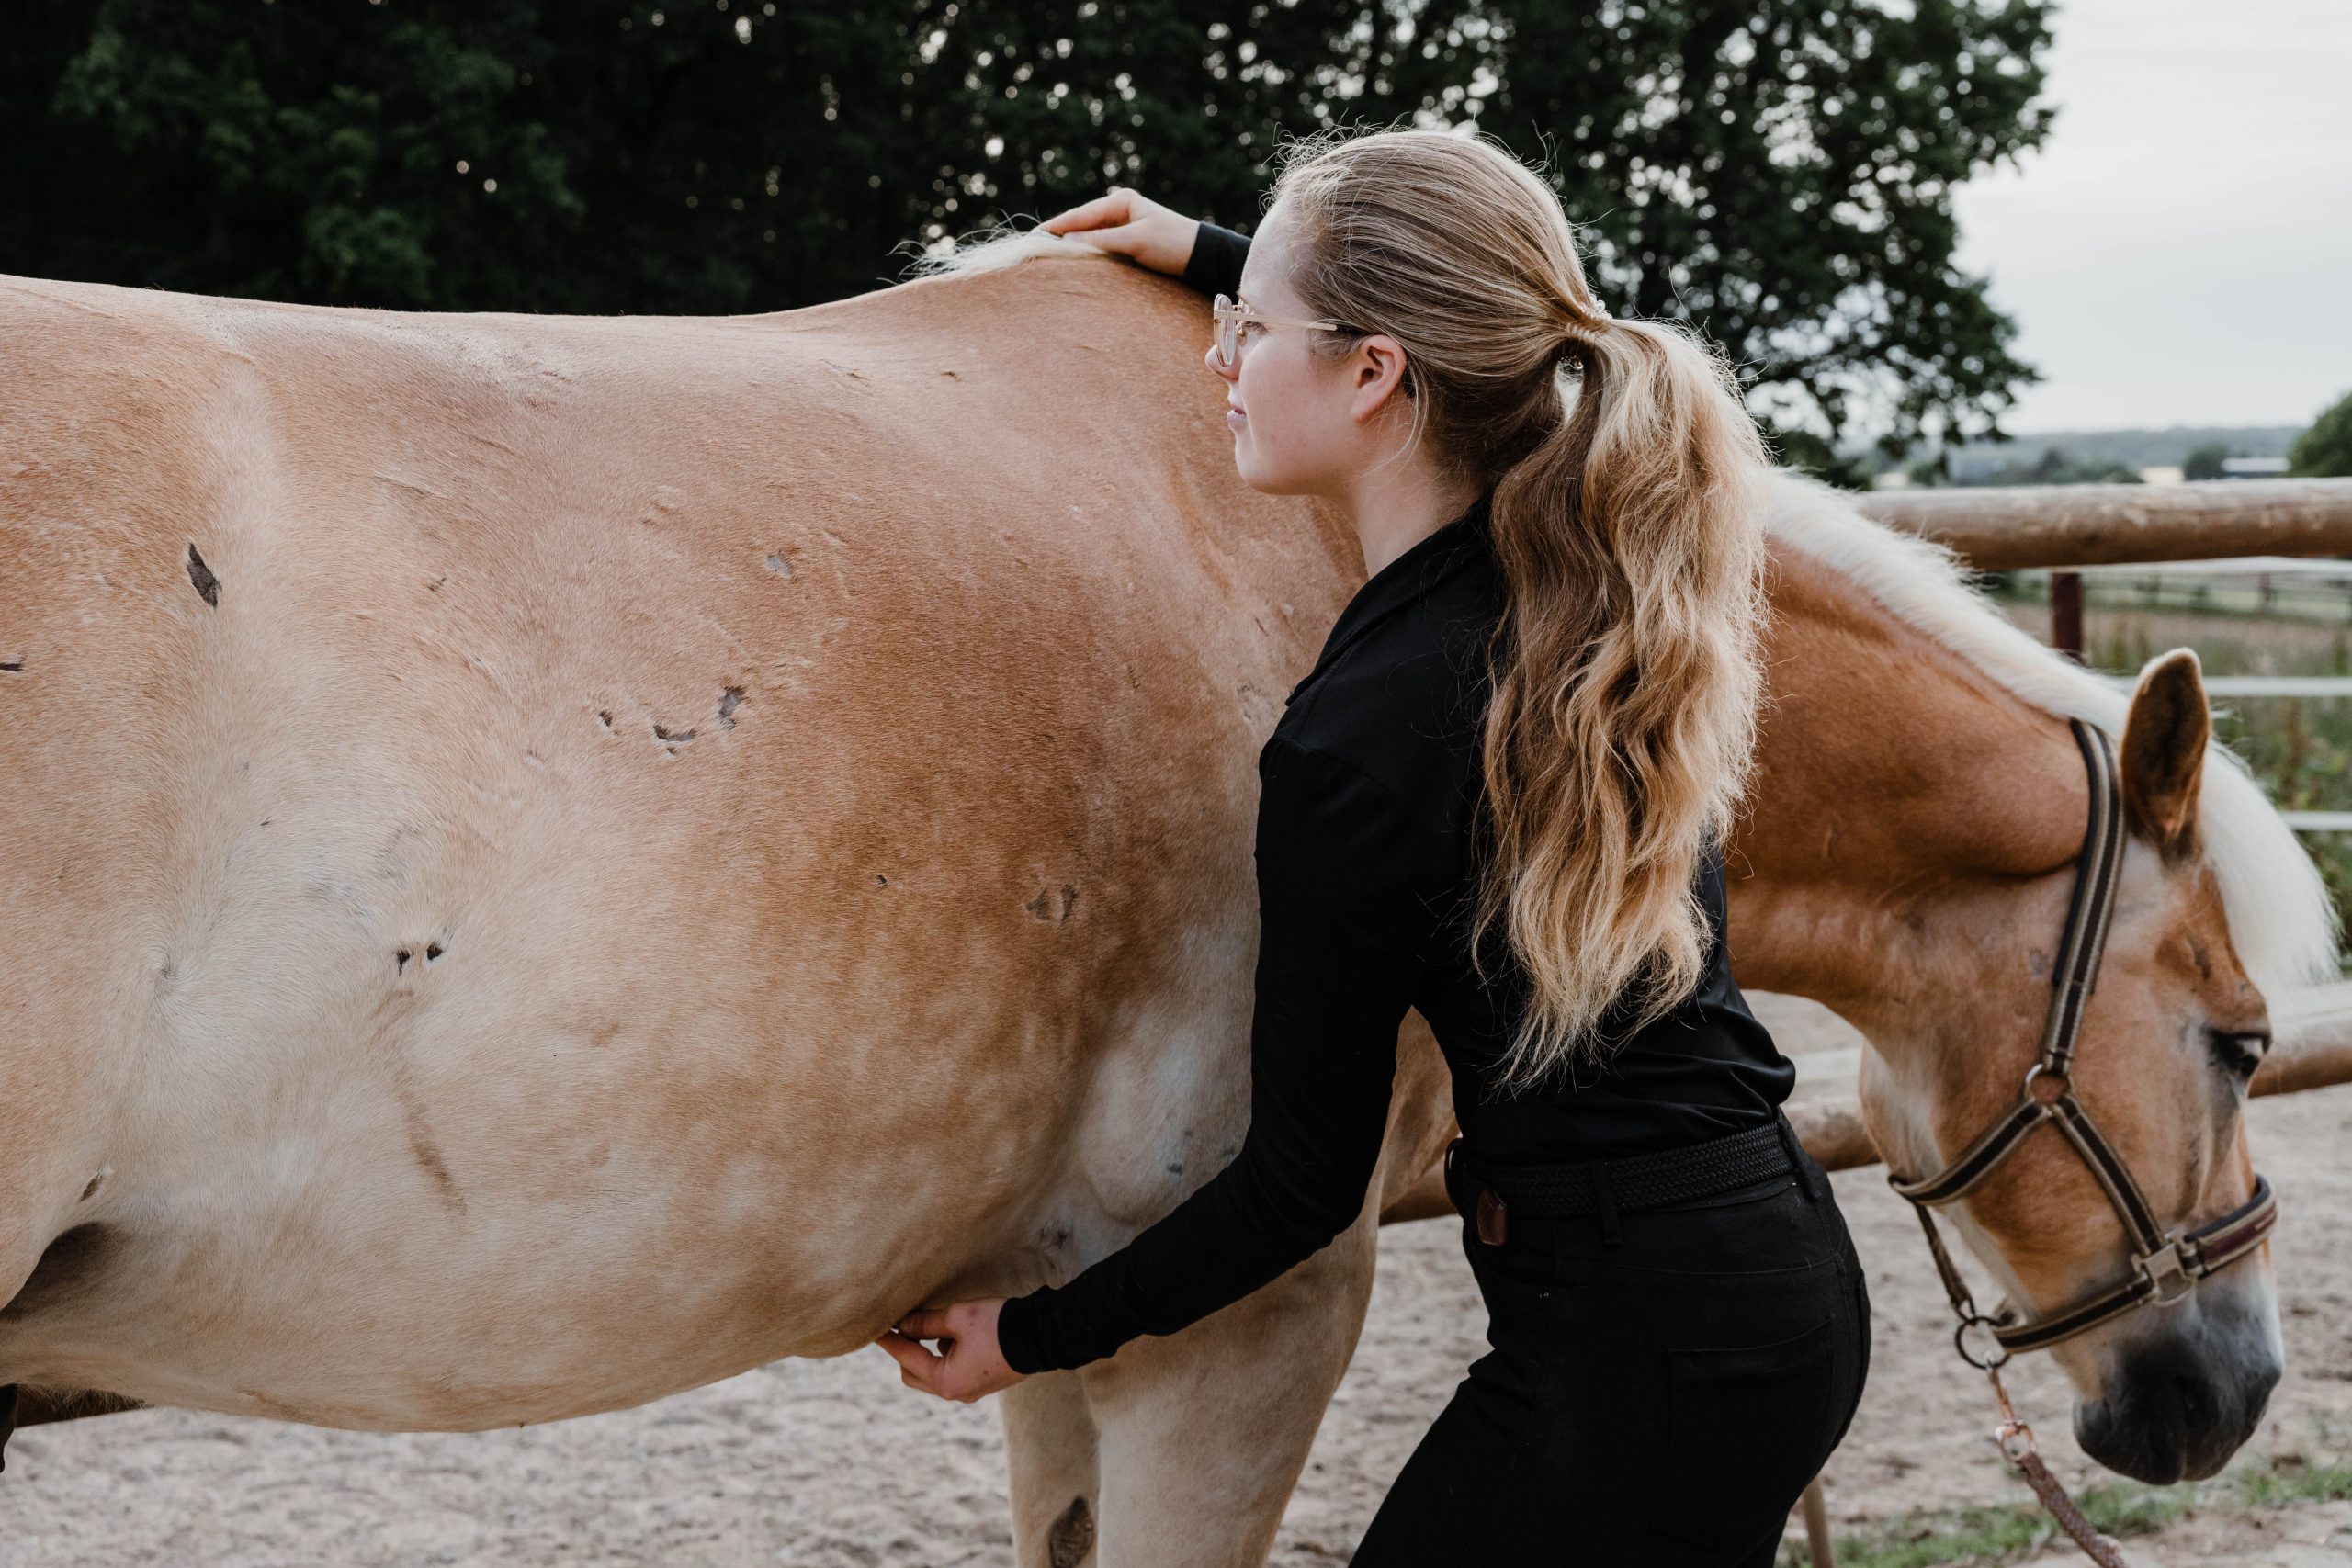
xmin=1350 ymin=1144 xmax=1871 ymax=1565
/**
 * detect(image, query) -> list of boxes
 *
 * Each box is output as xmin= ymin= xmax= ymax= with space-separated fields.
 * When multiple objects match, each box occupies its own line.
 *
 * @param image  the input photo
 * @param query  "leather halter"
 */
xmin=1887 ymin=717 xmax=2279 ymax=1361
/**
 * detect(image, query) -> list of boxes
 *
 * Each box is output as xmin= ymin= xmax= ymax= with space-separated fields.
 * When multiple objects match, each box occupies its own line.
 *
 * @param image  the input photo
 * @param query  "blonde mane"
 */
xmin=1762 ymin=468 xmax=2343 ymax=1002
xmin=898 ymin=224 xmax=1112 ymax=279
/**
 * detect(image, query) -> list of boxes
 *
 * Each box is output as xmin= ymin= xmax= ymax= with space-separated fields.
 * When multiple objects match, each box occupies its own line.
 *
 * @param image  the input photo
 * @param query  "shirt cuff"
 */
xmin=1181 ymin=220 xmax=1251 ymax=297
xmin=994 ymin=1286 xmax=1061 ymax=1376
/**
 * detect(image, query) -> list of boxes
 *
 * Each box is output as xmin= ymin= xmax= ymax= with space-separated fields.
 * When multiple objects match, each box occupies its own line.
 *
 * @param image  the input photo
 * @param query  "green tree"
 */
xmin=4 ymin=0 xmax=2054 ymax=488
xmin=1482 ymin=1 xmax=2053 ymax=486
xmin=2290 ymin=390 xmax=2352 ymax=478
xmin=2183 ymin=442 xmax=2231 ymax=481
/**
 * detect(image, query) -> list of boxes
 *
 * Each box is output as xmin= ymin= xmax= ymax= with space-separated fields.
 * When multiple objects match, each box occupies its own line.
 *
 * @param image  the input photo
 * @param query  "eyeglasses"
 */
xmin=1210 ymin=292 xmax=1362 ymax=370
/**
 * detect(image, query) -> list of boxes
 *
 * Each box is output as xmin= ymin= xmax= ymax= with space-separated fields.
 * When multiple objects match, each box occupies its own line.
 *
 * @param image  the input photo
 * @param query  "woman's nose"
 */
xmin=1204 ymin=342 xmax=1237 ymax=380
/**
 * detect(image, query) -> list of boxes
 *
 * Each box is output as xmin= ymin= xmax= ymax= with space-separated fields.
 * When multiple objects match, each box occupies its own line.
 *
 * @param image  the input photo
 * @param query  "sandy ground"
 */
xmin=4 ymin=995 xmax=2348 ymax=1566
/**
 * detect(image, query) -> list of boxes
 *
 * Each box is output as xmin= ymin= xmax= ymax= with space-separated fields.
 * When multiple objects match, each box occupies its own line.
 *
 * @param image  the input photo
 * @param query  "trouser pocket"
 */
xmin=1653 ymin=1312 xmax=1839 ymax=1557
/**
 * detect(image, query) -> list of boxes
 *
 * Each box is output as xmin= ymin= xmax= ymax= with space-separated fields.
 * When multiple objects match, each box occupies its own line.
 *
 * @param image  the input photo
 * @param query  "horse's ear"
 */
xmin=2120 ymin=647 xmax=2209 ymax=863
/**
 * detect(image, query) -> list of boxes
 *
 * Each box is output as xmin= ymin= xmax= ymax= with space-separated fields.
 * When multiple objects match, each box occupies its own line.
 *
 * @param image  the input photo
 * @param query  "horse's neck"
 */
xmin=1728 ymin=545 xmax=2089 ymax=1050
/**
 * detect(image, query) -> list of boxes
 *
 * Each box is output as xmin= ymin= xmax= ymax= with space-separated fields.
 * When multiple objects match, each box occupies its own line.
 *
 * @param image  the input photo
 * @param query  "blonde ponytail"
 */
xmin=1470 ymin=311 xmax=1770 ymax=1091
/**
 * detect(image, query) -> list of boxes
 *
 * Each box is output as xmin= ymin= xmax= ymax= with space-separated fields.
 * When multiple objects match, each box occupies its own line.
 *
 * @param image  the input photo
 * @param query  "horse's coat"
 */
xmin=3 ymin=238 xmax=2333 ymax=1547
xmin=0 ymin=254 xmax=1419 ymax=1432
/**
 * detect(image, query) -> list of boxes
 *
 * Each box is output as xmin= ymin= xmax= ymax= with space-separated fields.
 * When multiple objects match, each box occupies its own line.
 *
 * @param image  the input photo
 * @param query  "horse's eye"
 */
xmin=2206 ymin=1028 xmax=2269 ymax=1082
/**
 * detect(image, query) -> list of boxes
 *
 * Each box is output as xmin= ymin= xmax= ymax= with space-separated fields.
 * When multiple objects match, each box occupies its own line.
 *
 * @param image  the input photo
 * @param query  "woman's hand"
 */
xmin=874 ymin=1298 xmax=1028 ymax=1404
xmin=1037 ymin=186 xmax=1200 ymax=278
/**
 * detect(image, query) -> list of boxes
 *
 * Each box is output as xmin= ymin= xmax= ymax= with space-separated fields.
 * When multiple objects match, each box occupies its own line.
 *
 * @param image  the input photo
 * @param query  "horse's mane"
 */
xmin=897 ymin=224 xmax=1114 ymax=279
xmin=1763 ymin=468 xmax=2342 ymax=1001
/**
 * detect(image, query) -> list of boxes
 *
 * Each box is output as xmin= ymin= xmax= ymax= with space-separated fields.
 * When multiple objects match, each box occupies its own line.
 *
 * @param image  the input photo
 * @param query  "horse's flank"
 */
xmin=0 ymin=254 xmax=1398 ymax=1427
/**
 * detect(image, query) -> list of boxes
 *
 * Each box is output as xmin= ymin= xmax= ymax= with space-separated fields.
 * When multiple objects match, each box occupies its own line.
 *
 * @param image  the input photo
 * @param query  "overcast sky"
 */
xmin=1942 ymin=0 xmax=2350 ymax=434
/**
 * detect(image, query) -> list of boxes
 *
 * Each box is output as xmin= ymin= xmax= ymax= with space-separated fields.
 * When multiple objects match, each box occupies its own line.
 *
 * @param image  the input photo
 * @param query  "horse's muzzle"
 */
xmin=2072 ymin=1306 xmax=2282 ymax=1483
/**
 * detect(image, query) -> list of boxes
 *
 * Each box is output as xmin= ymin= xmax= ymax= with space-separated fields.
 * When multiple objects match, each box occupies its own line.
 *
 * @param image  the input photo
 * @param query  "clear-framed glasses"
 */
xmin=1211 ymin=292 xmax=1361 ymax=369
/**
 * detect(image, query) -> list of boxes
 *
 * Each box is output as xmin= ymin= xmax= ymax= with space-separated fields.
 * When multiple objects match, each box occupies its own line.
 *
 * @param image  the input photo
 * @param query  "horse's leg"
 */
xmin=1002 ymin=1371 xmax=1104 ymax=1566
xmin=1077 ymin=1215 xmax=1379 ymax=1568
xmin=4 ymin=1384 xmax=149 ymax=1470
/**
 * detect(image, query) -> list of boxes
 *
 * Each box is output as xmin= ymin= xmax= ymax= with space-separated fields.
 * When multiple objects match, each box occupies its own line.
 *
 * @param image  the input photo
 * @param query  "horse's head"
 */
xmin=1863 ymin=649 xmax=2285 ymax=1483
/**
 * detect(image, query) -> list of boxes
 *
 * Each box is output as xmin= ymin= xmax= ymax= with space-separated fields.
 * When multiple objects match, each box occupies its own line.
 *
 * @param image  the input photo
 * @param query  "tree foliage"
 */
xmin=2290 ymin=390 xmax=2352 ymax=479
xmin=2183 ymin=442 xmax=2231 ymax=481
xmin=3 ymin=0 xmax=2054 ymax=486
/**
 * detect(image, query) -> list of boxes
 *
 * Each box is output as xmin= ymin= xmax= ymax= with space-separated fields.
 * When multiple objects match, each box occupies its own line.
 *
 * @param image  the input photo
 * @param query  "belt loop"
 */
xmin=1777 ymin=1114 xmax=1821 ymax=1203
xmin=1591 ymin=1160 xmax=1623 ymax=1247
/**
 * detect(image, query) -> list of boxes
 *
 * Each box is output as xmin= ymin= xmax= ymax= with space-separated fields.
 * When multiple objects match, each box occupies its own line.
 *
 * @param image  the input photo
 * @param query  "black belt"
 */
xmin=1442 ymin=1118 xmax=1809 ymax=1246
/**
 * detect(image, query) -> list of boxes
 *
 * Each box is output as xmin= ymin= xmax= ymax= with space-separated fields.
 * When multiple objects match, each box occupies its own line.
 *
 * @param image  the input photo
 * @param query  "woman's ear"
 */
xmin=1350 ymin=334 xmax=1413 ymax=423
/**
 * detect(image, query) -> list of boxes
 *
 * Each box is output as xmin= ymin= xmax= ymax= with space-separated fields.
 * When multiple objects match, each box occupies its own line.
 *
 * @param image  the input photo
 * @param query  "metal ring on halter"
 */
xmin=2021 ymin=1061 xmax=2070 ymax=1104
xmin=1954 ymin=1314 xmax=2015 ymax=1372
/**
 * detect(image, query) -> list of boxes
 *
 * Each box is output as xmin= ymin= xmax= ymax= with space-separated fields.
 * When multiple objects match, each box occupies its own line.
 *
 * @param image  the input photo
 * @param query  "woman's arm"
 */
xmin=878 ymin=734 xmax=1430 ymax=1392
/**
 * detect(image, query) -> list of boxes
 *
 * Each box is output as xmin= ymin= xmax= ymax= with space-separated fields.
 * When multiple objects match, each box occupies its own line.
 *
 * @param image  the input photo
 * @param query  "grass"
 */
xmin=1775 ymin=1454 xmax=2352 ymax=1567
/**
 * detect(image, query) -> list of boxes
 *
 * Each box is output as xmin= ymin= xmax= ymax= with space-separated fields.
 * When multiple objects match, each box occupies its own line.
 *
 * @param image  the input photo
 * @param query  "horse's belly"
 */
xmin=2 ymin=725 xmax=1211 ymax=1427
xmin=4 ymin=951 xmax=1068 ymax=1427
xmin=4 ymin=635 xmax=1271 ymax=1425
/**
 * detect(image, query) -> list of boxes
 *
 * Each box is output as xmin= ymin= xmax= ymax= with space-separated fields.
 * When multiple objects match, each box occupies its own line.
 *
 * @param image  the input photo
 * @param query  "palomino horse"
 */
xmin=0 ymin=234 xmax=2329 ymax=1562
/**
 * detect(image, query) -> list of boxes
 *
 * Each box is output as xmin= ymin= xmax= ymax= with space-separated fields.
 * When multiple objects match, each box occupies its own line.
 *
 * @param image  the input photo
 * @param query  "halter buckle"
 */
xmin=2141 ymin=1239 xmax=2195 ymax=1304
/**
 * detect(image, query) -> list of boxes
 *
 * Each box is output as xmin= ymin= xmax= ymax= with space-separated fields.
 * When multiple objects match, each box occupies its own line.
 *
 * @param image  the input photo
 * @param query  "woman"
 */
xmin=876 ymin=128 xmax=1870 ymax=1564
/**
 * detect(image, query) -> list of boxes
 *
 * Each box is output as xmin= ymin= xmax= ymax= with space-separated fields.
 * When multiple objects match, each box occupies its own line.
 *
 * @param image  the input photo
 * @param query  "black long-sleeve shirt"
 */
xmin=991 ymin=221 xmax=1793 ymax=1376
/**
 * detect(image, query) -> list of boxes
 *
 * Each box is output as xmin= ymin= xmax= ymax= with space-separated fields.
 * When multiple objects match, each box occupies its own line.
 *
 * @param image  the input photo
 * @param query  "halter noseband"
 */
xmin=1888 ymin=717 xmax=2279 ymax=1363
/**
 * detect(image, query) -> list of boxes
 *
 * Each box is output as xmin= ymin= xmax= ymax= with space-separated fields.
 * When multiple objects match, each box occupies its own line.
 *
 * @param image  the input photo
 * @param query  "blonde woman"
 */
xmin=877 ymin=128 xmax=1871 ymax=1563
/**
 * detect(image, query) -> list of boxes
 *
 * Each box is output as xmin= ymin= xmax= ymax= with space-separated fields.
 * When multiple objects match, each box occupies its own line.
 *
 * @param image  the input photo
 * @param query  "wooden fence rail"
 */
xmin=1856 ymin=478 xmax=2352 ymax=570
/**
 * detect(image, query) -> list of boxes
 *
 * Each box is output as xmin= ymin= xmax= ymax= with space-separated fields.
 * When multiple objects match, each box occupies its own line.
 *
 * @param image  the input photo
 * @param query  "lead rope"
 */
xmin=1987 ymin=1365 xmax=2132 ymax=1568
xmin=1917 ymin=1137 xmax=2136 ymax=1566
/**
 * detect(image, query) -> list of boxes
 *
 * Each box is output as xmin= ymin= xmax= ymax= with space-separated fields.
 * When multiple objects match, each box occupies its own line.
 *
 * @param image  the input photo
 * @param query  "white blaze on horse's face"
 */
xmin=1884 ymin=650 xmax=2284 ymax=1485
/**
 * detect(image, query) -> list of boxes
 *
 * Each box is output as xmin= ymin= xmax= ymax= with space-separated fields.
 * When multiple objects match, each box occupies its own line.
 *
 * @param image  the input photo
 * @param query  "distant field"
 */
xmin=1849 ymin=423 xmax=2304 ymax=485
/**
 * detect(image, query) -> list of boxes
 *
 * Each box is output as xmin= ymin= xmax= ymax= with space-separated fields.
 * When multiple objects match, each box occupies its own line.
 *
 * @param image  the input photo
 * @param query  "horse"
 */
xmin=0 ymin=233 xmax=2330 ymax=1563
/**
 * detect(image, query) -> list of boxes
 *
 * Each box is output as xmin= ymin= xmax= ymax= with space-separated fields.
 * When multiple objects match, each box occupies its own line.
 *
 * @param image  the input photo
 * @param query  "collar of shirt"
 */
xmin=1286 ymin=485 xmax=1497 ymax=705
